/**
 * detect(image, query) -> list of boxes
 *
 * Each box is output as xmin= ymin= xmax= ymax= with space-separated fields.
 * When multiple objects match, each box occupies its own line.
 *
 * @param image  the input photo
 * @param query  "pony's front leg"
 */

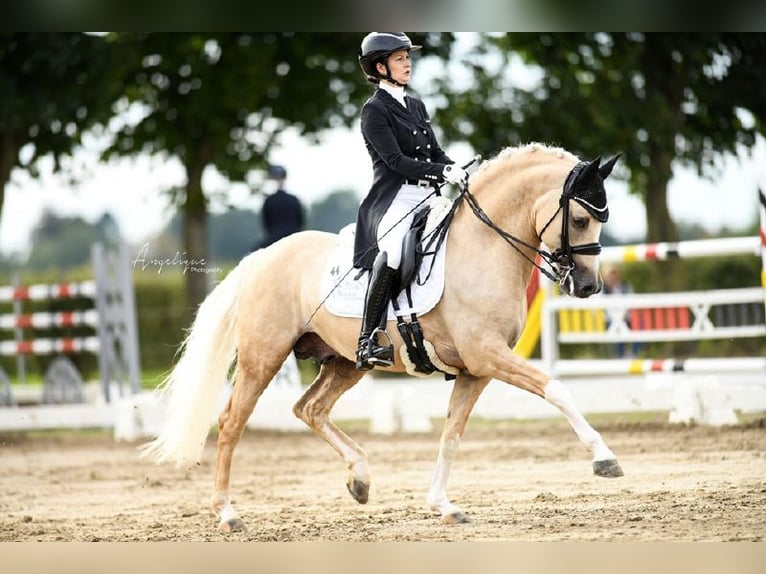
xmin=475 ymin=344 xmax=623 ymax=477
xmin=292 ymin=357 xmax=369 ymax=503
xmin=427 ymin=373 xmax=490 ymax=524
xmin=544 ymin=379 xmax=623 ymax=477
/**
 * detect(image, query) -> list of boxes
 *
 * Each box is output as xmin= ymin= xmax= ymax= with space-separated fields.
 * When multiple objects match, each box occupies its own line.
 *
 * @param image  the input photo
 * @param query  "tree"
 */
xmin=105 ymin=33 xmax=453 ymax=318
xmin=307 ymin=189 xmax=360 ymax=233
xmin=0 ymin=33 xmax=121 ymax=225
xmin=436 ymin=33 xmax=766 ymax=287
xmin=209 ymin=209 xmax=261 ymax=262
xmin=26 ymin=210 xmax=119 ymax=271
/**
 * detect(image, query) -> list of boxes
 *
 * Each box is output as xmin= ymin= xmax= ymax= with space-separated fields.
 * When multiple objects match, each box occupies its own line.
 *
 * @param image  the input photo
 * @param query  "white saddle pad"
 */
xmin=320 ymin=196 xmax=452 ymax=319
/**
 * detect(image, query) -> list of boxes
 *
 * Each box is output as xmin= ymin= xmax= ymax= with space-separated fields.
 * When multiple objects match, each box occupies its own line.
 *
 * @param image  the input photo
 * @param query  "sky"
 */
xmin=1 ymin=125 xmax=764 ymax=258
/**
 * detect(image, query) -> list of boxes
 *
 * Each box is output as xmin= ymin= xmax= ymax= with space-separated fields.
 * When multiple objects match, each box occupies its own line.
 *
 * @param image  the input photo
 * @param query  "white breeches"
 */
xmin=376 ymin=184 xmax=431 ymax=270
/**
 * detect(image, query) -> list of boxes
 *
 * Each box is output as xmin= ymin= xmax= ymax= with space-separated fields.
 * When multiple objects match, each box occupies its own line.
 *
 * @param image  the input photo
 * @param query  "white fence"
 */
xmin=541 ymin=233 xmax=765 ymax=378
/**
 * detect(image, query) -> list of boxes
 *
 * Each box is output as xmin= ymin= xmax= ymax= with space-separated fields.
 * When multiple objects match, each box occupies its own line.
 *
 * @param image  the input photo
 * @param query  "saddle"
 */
xmin=396 ymin=205 xmax=431 ymax=293
xmin=390 ymin=202 xmax=456 ymax=379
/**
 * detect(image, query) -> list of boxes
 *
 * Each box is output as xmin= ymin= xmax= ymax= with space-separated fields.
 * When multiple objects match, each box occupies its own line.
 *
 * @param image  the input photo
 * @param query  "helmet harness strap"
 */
xmin=377 ymin=58 xmax=406 ymax=87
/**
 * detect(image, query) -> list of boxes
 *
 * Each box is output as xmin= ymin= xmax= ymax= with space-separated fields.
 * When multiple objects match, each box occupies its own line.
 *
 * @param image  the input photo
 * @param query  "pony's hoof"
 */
xmin=593 ymin=459 xmax=624 ymax=478
xmin=346 ymin=478 xmax=370 ymax=504
xmin=443 ymin=511 xmax=471 ymax=525
xmin=219 ymin=518 xmax=246 ymax=533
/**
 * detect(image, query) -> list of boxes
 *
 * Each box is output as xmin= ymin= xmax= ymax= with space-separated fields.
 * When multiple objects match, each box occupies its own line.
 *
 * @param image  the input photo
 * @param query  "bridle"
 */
xmin=456 ymin=160 xmax=603 ymax=287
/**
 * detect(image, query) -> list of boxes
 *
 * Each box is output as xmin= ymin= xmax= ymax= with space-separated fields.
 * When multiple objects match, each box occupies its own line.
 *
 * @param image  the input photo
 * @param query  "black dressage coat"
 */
xmin=353 ymin=88 xmax=454 ymax=270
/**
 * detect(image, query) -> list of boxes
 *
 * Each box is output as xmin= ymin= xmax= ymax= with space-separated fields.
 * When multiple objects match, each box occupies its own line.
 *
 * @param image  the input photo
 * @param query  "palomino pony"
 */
xmin=143 ymin=143 xmax=623 ymax=532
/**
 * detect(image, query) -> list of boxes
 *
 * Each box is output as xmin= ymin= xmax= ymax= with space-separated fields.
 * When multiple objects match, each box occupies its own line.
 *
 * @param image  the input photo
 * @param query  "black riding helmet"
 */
xmin=358 ymin=32 xmax=422 ymax=86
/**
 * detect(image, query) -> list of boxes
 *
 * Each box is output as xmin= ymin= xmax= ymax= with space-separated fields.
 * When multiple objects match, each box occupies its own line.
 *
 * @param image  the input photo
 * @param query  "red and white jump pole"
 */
xmin=0 ymin=244 xmax=140 ymax=405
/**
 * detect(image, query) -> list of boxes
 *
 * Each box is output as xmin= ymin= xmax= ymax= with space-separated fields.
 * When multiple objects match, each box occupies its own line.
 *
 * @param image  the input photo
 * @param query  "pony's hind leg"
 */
xmin=292 ymin=356 xmax=368 ymax=503
xmin=427 ymin=373 xmax=490 ymax=524
xmin=211 ymin=355 xmax=283 ymax=533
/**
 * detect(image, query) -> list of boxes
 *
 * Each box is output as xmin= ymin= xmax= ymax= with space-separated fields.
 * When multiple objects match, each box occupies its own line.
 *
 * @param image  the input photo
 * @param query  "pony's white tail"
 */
xmin=142 ymin=253 xmax=255 ymax=467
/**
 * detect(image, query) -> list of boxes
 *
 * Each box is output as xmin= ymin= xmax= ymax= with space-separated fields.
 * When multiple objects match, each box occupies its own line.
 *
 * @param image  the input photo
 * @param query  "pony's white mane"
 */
xmin=475 ymin=142 xmax=578 ymax=175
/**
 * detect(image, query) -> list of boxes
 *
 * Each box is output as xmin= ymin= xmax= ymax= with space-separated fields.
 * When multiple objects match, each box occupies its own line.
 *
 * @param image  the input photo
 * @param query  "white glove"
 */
xmin=442 ymin=164 xmax=467 ymax=185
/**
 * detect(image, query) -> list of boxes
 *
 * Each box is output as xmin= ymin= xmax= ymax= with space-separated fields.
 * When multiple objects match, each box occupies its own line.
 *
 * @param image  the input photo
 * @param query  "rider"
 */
xmin=353 ymin=32 xmax=467 ymax=371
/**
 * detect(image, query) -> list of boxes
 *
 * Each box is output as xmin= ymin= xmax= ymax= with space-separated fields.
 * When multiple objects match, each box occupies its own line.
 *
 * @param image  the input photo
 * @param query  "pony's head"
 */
xmin=538 ymin=154 xmax=620 ymax=298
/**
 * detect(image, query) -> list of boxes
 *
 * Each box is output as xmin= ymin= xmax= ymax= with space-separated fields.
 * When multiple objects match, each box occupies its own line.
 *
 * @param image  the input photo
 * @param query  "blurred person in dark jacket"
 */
xmin=258 ymin=164 xmax=304 ymax=249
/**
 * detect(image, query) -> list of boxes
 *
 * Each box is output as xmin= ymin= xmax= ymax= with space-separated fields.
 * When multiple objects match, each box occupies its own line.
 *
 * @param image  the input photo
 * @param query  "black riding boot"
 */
xmin=355 ymin=253 xmax=397 ymax=370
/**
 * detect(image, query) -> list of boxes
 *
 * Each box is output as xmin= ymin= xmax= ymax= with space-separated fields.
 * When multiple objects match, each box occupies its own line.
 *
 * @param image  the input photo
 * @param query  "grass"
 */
xmin=5 ymin=367 xmax=169 ymax=389
xmin=139 ymin=367 xmax=172 ymax=389
xmin=0 ymin=427 xmax=114 ymax=445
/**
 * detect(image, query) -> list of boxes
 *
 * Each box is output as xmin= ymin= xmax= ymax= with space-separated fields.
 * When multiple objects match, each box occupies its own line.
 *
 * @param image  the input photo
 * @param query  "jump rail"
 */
xmin=540 ymin=188 xmax=766 ymax=379
xmin=0 ymin=243 xmax=140 ymax=408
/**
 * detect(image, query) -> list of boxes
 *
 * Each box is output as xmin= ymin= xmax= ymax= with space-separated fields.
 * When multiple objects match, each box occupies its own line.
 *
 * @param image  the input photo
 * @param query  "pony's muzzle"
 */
xmin=570 ymin=267 xmax=601 ymax=298
xmin=575 ymin=280 xmax=600 ymax=298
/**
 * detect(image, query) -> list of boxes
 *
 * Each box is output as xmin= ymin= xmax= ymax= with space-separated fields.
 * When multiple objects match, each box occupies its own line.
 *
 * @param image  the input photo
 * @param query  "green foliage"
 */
xmin=435 ymin=33 xmax=766 ymax=249
xmin=132 ymin=271 xmax=188 ymax=372
xmin=103 ymin=33 xmax=450 ymax=194
xmin=0 ymin=33 xmax=122 ymax=212
xmin=24 ymin=211 xmax=120 ymax=272
xmin=618 ymin=255 xmax=760 ymax=295
xmin=447 ymin=33 xmax=764 ymax=178
xmin=105 ymin=33 xmax=372 ymax=179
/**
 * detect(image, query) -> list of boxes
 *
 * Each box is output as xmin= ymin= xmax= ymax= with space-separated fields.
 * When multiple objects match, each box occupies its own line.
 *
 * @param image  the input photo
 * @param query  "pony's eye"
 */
xmin=572 ymin=217 xmax=588 ymax=229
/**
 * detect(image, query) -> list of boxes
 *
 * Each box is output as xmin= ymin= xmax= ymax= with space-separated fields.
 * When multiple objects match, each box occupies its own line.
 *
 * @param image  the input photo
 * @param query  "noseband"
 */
xmin=459 ymin=161 xmax=603 ymax=287
xmin=537 ymin=166 xmax=604 ymax=285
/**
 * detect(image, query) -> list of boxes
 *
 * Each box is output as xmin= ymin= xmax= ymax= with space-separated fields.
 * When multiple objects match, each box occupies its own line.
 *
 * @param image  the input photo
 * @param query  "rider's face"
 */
xmin=378 ymin=50 xmax=411 ymax=85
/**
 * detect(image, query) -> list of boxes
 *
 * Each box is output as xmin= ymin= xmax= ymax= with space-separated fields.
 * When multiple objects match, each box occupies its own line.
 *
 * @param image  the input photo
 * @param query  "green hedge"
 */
xmin=133 ymin=271 xmax=189 ymax=373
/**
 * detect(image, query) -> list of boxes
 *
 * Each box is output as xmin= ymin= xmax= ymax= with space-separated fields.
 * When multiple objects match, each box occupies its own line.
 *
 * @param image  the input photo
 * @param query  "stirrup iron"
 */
xmin=356 ymin=327 xmax=394 ymax=370
xmin=367 ymin=327 xmax=394 ymax=366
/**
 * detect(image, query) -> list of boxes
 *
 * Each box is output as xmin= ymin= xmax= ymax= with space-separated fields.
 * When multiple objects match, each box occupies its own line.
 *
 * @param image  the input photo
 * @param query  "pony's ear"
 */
xmin=572 ymin=156 xmax=601 ymax=184
xmin=578 ymin=156 xmax=601 ymax=183
xmin=599 ymin=154 xmax=622 ymax=179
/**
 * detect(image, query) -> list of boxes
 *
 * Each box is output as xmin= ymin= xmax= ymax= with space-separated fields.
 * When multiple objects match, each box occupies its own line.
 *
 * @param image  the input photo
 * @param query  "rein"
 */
xmin=450 ymin=162 xmax=602 ymax=287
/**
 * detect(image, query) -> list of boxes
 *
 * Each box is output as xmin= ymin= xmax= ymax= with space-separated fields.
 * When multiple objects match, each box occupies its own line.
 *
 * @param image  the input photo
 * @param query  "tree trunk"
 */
xmin=182 ymin=151 xmax=209 ymax=324
xmin=0 ymin=130 xmax=20 ymax=226
xmin=645 ymin=143 xmax=685 ymax=292
xmin=644 ymin=146 xmax=677 ymax=245
xmin=642 ymin=36 xmax=685 ymax=292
